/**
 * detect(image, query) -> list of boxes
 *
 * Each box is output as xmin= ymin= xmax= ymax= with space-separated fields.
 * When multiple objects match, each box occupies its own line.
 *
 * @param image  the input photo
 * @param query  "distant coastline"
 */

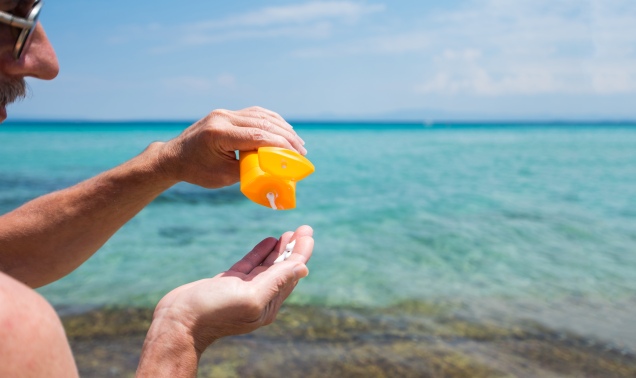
xmin=3 ymin=119 xmax=636 ymax=130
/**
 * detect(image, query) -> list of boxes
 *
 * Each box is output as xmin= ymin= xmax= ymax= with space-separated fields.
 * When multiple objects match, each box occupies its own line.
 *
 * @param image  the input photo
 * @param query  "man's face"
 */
xmin=0 ymin=1 xmax=32 ymax=106
xmin=0 ymin=0 xmax=58 ymax=122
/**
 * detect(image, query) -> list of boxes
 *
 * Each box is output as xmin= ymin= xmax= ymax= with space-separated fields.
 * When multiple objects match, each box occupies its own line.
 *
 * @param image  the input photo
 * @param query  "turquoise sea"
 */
xmin=1 ymin=121 xmax=636 ymax=351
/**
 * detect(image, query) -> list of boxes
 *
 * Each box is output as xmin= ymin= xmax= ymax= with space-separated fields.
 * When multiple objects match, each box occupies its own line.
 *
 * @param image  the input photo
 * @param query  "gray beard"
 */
xmin=0 ymin=78 xmax=27 ymax=106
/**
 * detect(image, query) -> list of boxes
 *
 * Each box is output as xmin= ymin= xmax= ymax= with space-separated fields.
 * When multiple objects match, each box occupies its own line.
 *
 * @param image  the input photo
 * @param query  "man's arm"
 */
xmin=0 ymin=142 xmax=175 ymax=287
xmin=0 ymin=225 xmax=313 ymax=378
xmin=0 ymin=107 xmax=306 ymax=287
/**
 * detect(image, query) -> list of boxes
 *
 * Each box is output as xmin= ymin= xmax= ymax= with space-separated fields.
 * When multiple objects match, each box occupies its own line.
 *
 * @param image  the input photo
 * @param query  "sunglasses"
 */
xmin=0 ymin=0 xmax=43 ymax=59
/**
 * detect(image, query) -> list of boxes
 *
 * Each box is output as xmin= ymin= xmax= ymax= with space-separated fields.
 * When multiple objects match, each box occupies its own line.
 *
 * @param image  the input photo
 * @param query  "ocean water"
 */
xmin=2 ymin=122 xmax=636 ymax=347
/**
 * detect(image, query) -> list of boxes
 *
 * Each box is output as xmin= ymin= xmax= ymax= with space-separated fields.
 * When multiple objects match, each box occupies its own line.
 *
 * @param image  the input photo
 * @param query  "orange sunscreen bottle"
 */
xmin=239 ymin=147 xmax=315 ymax=210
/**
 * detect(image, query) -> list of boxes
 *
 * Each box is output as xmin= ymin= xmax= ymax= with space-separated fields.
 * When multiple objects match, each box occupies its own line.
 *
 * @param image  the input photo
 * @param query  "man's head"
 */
xmin=0 ymin=0 xmax=59 ymax=122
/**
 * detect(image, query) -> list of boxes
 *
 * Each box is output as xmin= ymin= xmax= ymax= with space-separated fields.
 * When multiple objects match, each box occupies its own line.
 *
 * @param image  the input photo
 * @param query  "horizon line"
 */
xmin=4 ymin=118 xmax=636 ymax=125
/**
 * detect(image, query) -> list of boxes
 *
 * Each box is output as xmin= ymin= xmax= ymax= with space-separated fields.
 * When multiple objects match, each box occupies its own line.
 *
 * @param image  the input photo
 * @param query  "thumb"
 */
xmin=253 ymin=262 xmax=308 ymax=302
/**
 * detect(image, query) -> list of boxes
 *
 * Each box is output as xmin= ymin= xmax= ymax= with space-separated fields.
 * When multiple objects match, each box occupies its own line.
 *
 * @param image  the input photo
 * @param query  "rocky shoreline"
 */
xmin=61 ymin=302 xmax=636 ymax=377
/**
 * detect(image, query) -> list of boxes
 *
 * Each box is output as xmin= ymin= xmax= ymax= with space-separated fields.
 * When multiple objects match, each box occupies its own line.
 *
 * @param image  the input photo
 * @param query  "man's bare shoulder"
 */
xmin=0 ymin=271 xmax=79 ymax=377
xmin=0 ymin=270 xmax=42 ymax=319
xmin=0 ymin=270 xmax=49 ymax=316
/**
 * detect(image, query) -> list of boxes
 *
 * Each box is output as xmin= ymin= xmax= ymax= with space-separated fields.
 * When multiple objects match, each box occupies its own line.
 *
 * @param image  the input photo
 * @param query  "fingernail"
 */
xmin=300 ymin=146 xmax=308 ymax=155
xmin=293 ymin=265 xmax=308 ymax=279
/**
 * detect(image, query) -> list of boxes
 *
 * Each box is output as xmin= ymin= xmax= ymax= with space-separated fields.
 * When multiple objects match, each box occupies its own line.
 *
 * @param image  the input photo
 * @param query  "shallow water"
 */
xmin=1 ymin=122 xmax=635 ymax=350
xmin=62 ymin=303 xmax=636 ymax=377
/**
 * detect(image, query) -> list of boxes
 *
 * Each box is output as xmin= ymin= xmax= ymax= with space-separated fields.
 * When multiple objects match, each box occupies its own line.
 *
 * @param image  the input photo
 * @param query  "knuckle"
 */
xmin=209 ymin=109 xmax=230 ymax=119
xmin=250 ymin=106 xmax=272 ymax=119
xmin=249 ymin=128 xmax=267 ymax=142
xmin=258 ymin=118 xmax=272 ymax=130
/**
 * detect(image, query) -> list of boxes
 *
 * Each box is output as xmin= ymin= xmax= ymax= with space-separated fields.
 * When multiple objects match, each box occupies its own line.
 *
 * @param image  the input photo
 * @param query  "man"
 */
xmin=0 ymin=1 xmax=314 ymax=377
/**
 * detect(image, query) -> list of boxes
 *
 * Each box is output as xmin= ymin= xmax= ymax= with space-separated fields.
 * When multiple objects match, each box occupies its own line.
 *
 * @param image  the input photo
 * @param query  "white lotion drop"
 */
xmin=274 ymin=240 xmax=296 ymax=263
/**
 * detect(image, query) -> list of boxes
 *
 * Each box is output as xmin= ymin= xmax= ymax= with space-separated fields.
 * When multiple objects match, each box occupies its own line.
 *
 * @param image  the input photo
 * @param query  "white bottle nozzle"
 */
xmin=266 ymin=192 xmax=277 ymax=210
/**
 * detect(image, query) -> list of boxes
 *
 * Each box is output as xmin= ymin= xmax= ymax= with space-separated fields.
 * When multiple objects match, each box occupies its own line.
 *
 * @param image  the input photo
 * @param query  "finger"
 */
xmin=261 ymin=235 xmax=313 ymax=271
xmin=240 ymin=106 xmax=301 ymax=145
xmin=251 ymin=261 xmax=309 ymax=305
xmin=221 ymin=125 xmax=297 ymax=155
xmin=264 ymin=231 xmax=293 ymax=266
xmin=254 ymin=109 xmax=305 ymax=145
xmin=282 ymin=235 xmax=314 ymax=265
xmin=241 ymin=106 xmax=296 ymax=134
xmin=234 ymin=113 xmax=306 ymax=154
xmin=260 ymin=272 xmax=305 ymax=325
xmin=263 ymin=225 xmax=314 ymax=266
xmin=229 ymin=237 xmax=277 ymax=274
xmin=253 ymin=236 xmax=314 ymax=277
xmin=227 ymin=114 xmax=306 ymax=155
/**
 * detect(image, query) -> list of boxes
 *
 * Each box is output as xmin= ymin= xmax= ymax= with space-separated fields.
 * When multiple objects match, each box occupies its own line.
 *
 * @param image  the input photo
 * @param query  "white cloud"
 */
xmin=285 ymin=0 xmax=636 ymax=96
xmin=416 ymin=51 xmax=586 ymax=96
xmin=177 ymin=22 xmax=334 ymax=46
xmin=216 ymin=74 xmax=237 ymax=90
xmin=414 ymin=0 xmax=636 ymax=95
xmin=159 ymin=74 xmax=240 ymax=93
xmin=590 ymin=66 xmax=635 ymax=94
xmin=292 ymin=31 xmax=430 ymax=57
xmin=116 ymin=2 xmax=384 ymax=53
xmin=164 ymin=1 xmax=384 ymax=49
xmin=119 ymin=0 xmax=636 ymax=97
xmin=160 ymin=76 xmax=216 ymax=92
xmin=191 ymin=1 xmax=385 ymax=30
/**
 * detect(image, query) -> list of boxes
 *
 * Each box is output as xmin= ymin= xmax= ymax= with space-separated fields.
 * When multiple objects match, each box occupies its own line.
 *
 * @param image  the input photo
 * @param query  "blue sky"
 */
xmin=9 ymin=0 xmax=636 ymax=121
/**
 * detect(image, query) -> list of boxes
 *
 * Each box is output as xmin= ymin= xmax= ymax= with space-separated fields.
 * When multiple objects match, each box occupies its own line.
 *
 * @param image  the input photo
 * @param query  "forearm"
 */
xmin=0 ymin=142 xmax=178 ymax=287
xmin=137 ymin=312 xmax=203 ymax=378
xmin=0 ymin=106 xmax=306 ymax=288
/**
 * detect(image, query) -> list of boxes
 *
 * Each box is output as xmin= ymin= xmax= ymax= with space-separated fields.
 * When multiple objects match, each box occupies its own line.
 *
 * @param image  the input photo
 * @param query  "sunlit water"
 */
xmin=1 ymin=122 xmax=635 ymax=348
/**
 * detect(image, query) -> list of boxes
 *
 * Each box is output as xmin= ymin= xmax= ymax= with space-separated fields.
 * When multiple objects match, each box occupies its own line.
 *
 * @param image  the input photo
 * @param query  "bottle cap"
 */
xmin=239 ymin=147 xmax=315 ymax=210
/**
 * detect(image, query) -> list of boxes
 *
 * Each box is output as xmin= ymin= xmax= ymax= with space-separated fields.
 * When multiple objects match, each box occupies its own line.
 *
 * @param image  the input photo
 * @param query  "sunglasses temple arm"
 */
xmin=0 ymin=11 xmax=33 ymax=29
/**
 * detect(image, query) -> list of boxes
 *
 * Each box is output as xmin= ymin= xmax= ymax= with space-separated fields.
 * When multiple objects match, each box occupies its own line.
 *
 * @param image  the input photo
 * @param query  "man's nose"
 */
xmin=2 ymin=23 xmax=59 ymax=80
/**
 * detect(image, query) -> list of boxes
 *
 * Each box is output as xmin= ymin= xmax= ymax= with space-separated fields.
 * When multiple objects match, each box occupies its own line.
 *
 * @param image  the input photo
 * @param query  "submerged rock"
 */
xmin=60 ymin=302 xmax=636 ymax=378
